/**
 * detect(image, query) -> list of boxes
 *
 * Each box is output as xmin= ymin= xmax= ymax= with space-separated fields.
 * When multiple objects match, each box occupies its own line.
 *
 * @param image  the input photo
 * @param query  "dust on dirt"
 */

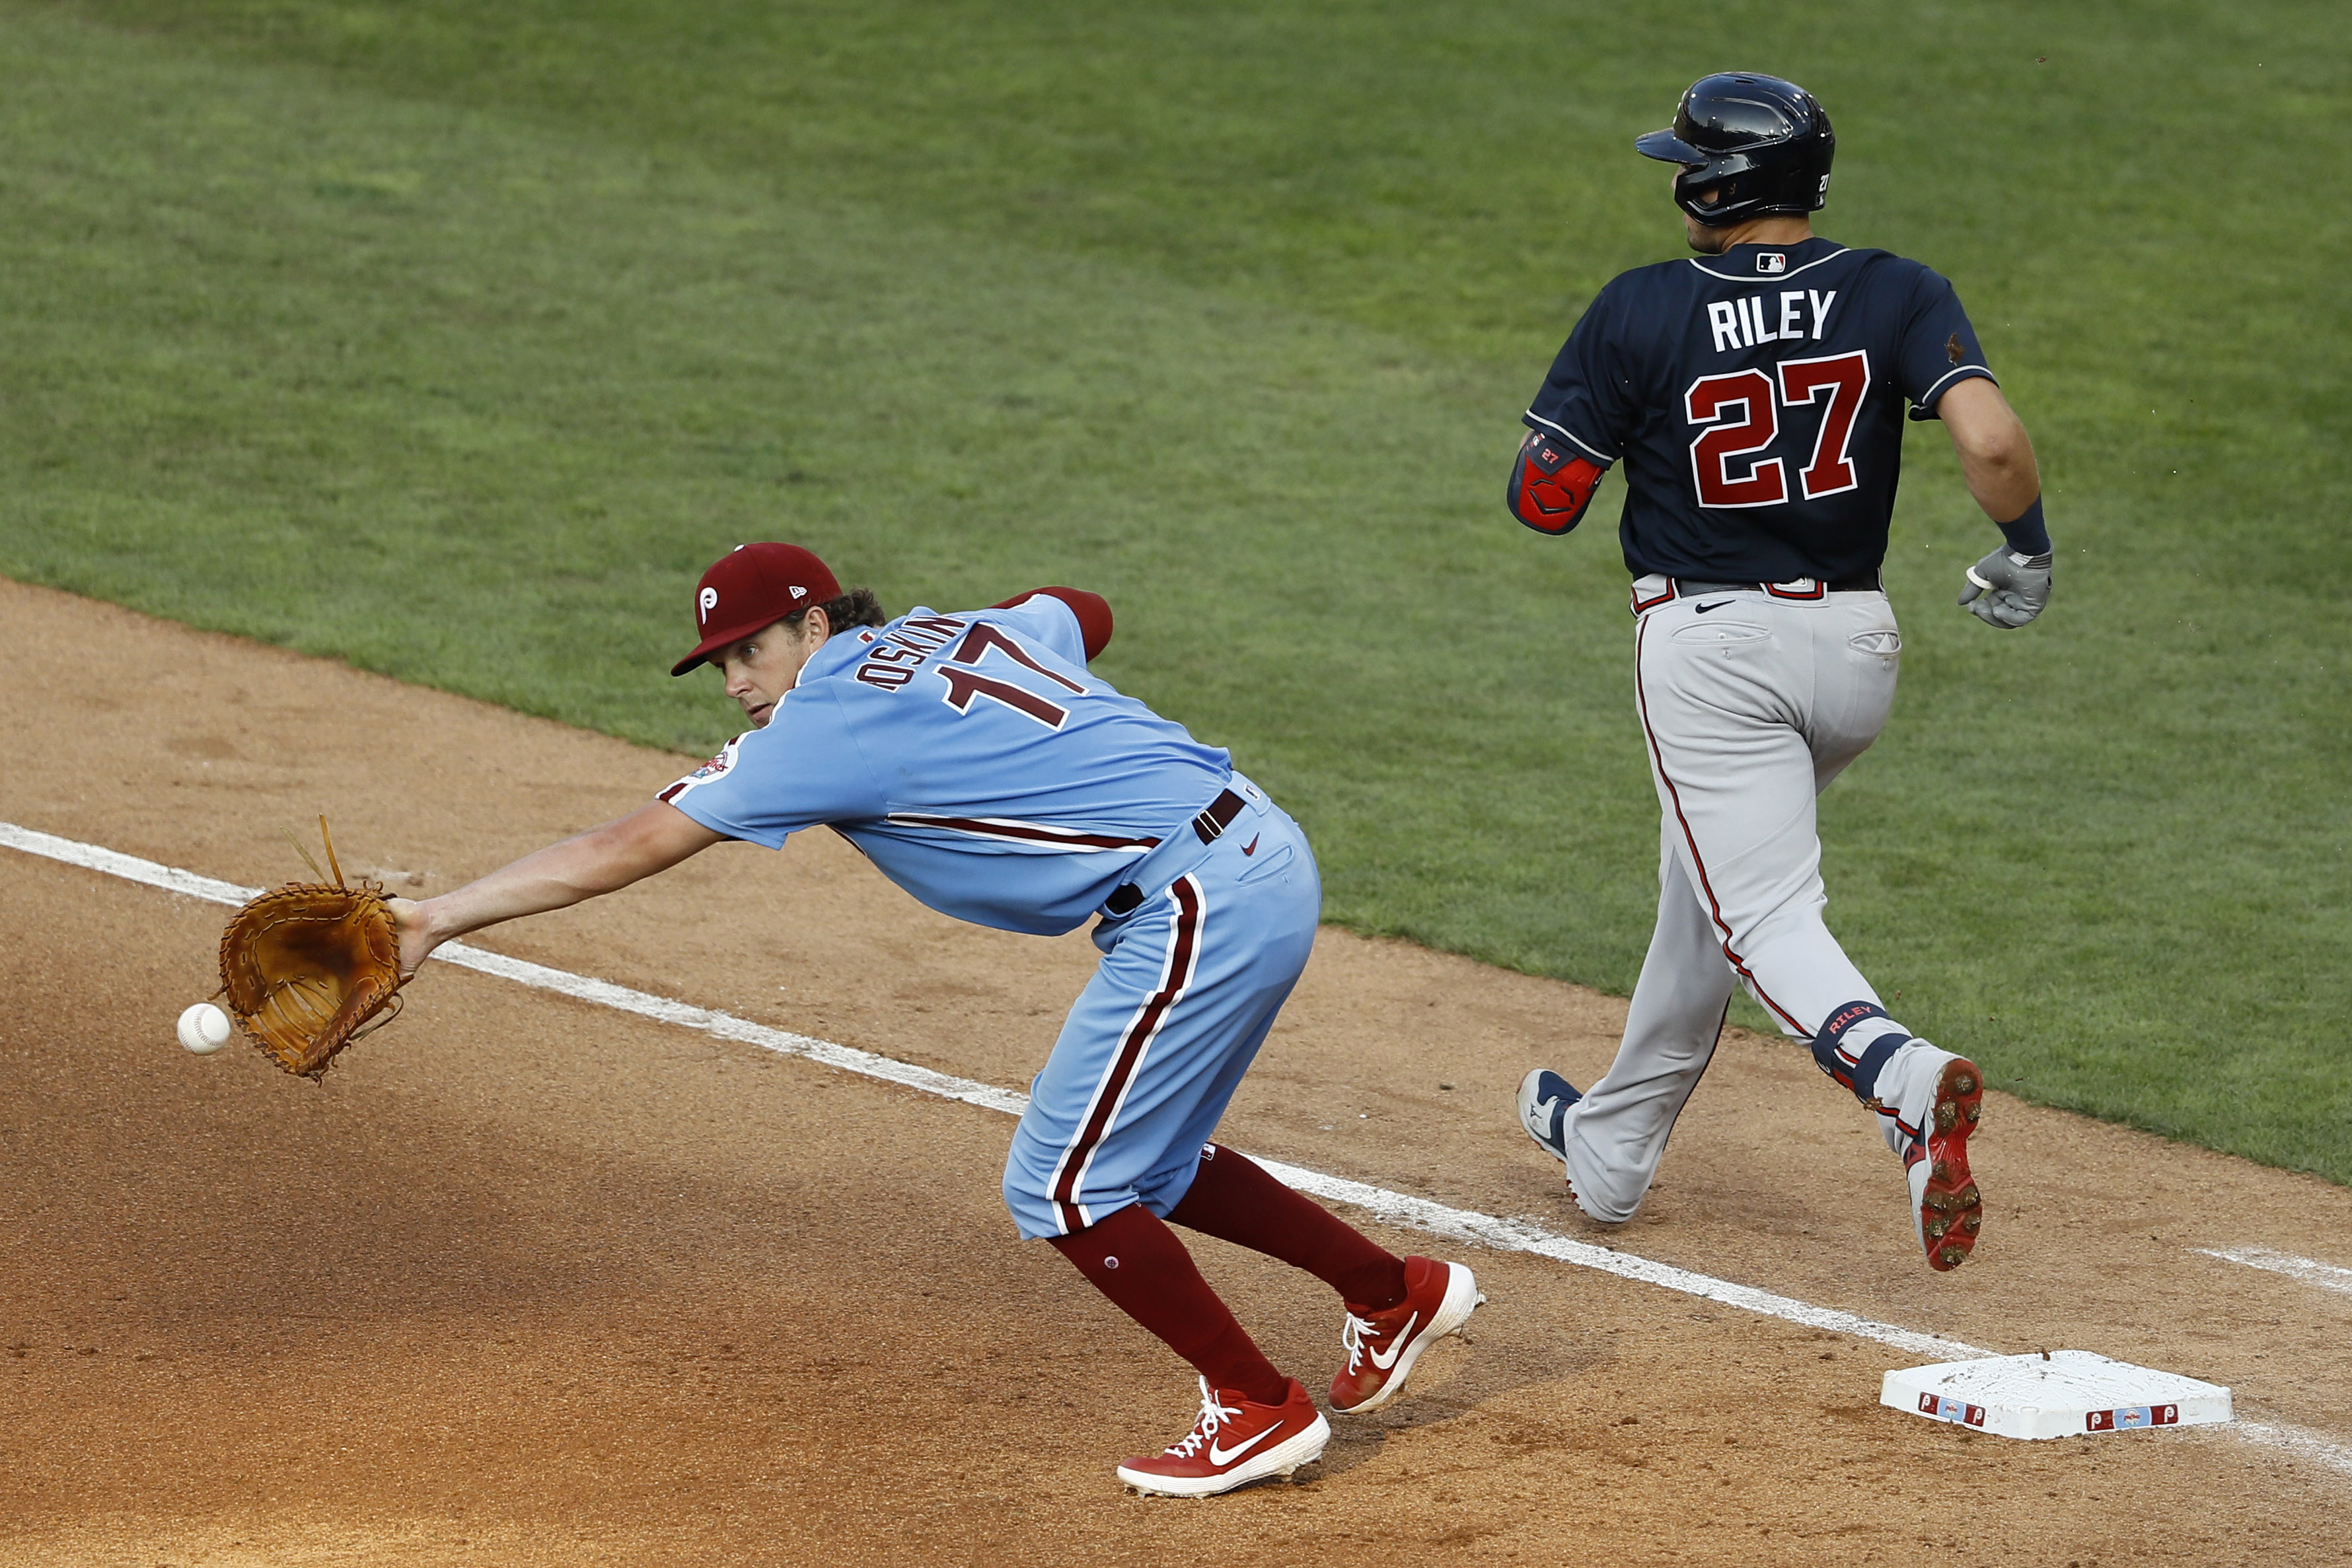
xmin=4 ymin=577 xmax=2348 ymax=1565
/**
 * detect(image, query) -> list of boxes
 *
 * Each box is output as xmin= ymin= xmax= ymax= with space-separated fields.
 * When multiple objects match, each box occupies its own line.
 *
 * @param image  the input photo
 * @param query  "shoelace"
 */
xmin=1339 ymin=1310 xmax=1382 ymax=1374
xmin=1163 ymin=1375 xmax=1245 ymax=1458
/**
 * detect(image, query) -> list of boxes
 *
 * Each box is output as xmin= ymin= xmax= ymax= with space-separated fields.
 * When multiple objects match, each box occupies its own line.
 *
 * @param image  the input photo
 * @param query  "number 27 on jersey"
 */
xmin=1684 ymin=349 xmax=1870 ymax=509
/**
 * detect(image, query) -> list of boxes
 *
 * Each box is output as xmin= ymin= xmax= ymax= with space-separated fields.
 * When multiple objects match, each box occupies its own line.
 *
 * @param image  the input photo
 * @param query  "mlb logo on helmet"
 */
xmin=1757 ymin=252 xmax=1788 ymax=274
xmin=669 ymin=541 xmax=842 ymax=676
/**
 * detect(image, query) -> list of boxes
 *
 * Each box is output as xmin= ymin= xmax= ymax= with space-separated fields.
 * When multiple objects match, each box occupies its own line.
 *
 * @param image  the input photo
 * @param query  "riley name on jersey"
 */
xmin=1703 ymin=281 xmax=1840 ymax=352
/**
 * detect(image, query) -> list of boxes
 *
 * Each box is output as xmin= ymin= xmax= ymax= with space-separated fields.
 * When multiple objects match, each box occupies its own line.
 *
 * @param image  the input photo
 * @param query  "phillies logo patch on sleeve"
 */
xmin=1757 ymin=252 xmax=1788 ymax=275
xmin=657 ymin=736 xmax=741 ymax=802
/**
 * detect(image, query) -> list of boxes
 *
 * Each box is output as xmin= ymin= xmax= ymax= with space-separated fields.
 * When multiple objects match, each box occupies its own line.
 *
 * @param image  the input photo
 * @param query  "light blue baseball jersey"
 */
xmin=659 ymin=596 xmax=1235 ymax=935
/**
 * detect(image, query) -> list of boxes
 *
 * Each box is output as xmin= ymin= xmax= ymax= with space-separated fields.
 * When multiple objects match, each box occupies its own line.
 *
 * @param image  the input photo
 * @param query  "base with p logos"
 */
xmin=1882 ymin=1351 xmax=2232 ymax=1441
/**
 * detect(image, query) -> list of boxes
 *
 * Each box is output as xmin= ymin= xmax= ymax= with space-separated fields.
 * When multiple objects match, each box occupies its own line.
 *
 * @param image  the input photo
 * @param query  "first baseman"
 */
xmin=388 ymin=542 xmax=1481 ymax=1495
xmin=1508 ymin=74 xmax=2053 ymax=1271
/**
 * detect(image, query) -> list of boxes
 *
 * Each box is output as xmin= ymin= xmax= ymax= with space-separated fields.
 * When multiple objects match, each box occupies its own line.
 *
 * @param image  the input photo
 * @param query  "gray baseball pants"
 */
xmin=1560 ymin=581 xmax=1911 ymax=1222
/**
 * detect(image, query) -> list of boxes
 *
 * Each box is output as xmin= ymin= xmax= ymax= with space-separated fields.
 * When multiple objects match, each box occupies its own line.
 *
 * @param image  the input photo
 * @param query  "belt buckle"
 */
xmin=1192 ymin=787 xmax=1241 ymax=843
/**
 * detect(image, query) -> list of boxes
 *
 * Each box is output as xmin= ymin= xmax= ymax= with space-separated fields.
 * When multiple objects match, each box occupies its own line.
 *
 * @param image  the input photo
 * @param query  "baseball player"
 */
xmin=1506 ymin=74 xmax=2053 ymax=1271
xmin=387 ymin=542 xmax=1482 ymax=1495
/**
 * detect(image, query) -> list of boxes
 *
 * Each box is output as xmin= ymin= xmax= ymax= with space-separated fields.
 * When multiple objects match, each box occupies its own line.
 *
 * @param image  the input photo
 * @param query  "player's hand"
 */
xmin=1958 ymin=547 xmax=2053 ymax=628
xmin=387 ymin=896 xmax=441 ymax=978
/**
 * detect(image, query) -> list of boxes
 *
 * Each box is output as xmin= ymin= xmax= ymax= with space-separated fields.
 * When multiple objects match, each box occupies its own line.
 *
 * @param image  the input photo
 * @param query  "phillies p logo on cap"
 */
xmin=670 ymin=542 xmax=844 ymax=676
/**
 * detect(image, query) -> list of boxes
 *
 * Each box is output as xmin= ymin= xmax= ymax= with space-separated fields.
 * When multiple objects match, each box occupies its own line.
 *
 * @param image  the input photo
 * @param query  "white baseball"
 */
xmin=176 ymin=1002 xmax=233 ymax=1055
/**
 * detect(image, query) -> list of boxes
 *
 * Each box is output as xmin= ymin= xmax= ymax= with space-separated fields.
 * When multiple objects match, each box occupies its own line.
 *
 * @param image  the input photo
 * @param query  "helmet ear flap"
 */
xmin=1642 ymin=72 xmax=1835 ymax=226
xmin=1678 ymin=172 xmax=1731 ymax=222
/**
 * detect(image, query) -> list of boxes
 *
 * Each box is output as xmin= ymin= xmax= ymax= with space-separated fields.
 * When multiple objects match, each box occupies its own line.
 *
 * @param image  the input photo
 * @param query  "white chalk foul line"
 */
xmin=1249 ymin=1157 xmax=1981 ymax=1361
xmin=0 ymin=823 xmax=1031 ymax=1122
xmin=2199 ymin=1246 xmax=2352 ymax=1299
xmin=0 ymin=821 xmax=1973 ymax=1358
xmin=9 ymin=818 xmax=2351 ymax=1478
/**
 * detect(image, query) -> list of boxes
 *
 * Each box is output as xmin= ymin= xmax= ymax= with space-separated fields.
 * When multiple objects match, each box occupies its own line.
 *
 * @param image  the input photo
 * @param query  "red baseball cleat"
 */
xmin=1328 ymin=1256 xmax=1485 ymax=1415
xmin=1117 ymin=1376 xmax=1330 ymax=1498
xmin=1903 ymin=1053 xmax=1985 ymax=1271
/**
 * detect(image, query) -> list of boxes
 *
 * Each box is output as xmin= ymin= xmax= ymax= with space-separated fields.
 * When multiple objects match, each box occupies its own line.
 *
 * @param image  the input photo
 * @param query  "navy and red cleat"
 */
xmin=1515 ymin=1067 xmax=1582 ymax=1166
xmin=1329 ymin=1256 xmax=1485 ymax=1415
xmin=1903 ymin=1054 xmax=1985 ymax=1271
xmin=1116 ymin=1376 xmax=1329 ymax=1498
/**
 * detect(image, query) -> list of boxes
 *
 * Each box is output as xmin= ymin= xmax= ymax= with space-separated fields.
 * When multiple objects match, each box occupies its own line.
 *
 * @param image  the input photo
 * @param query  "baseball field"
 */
xmin=3 ymin=0 xmax=2349 ymax=1560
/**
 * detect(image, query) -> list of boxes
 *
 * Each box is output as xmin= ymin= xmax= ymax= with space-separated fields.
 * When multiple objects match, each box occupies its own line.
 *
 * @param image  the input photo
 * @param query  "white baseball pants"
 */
xmin=1560 ymin=583 xmax=1910 ymax=1222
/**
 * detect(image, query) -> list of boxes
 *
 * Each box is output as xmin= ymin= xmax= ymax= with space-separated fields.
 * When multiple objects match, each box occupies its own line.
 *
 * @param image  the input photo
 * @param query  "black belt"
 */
xmin=1671 ymin=574 xmax=1882 ymax=598
xmin=1188 ymin=787 xmax=1247 ymax=845
xmin=1103 ymin=789 xmax=1247 ymax=917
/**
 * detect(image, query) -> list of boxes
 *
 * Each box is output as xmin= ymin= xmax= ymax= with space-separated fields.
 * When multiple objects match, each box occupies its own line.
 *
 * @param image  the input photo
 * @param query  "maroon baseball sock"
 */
xmin=1167 ymin=1144 xmax=1410 ymax=1310
xmin=1048 ymin=1202 xmax=1290 ymax=1407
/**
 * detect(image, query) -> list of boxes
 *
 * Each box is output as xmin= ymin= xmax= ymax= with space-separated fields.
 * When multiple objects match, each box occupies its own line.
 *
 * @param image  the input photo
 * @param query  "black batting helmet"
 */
xmin=1636 ymin=73 xmax=1835 ymax=227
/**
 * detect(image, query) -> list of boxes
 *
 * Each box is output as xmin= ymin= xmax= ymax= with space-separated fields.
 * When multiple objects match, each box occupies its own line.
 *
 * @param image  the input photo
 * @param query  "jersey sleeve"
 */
xmin=988 ymin=588 xmax=1109 ymax=662
xmin=1897 ymin=266 xmax=1999 ymax=422
xmin=656 ymin=684 xmax=885 ymax=848
xmin=1521 ymin=278 xmax=1633 ymax=465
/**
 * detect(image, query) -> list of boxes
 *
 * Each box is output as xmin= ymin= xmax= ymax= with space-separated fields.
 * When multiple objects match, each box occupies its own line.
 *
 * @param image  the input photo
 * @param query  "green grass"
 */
xmin=3 ymin=1 xmax=2347 ymax=1181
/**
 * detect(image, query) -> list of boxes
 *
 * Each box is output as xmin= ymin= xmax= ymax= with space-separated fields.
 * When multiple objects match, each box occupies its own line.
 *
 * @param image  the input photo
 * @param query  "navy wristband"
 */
xmin=1996 ymin=497 xmax=2051 ymax=557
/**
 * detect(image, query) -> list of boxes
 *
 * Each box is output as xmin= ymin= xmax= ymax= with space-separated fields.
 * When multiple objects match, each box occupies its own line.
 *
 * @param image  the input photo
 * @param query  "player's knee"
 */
xmin=1000 ymin=1158 xmax=1064 ymax=1242
xmin=1002 ymin=1127 xmax=1052 ymax=1215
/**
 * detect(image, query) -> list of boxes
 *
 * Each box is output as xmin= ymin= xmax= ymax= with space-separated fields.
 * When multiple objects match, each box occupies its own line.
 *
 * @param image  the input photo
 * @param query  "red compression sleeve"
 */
xmin=992 ymin=587 xmax=1113 ymax=660
xmin=1167 ymin=1144 xmax=1409 ymax=1310
xmin=1508 ymin=429 xmax=1605 ymax=535
xmin=1048 ymin=1202 xmax=1288 ymax=1405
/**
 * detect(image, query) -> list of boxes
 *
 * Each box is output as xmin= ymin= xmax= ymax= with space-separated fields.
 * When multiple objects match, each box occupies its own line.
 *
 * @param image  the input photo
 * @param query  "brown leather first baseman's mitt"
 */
xmin=217 ymin=820 xmax=406 ymax=1079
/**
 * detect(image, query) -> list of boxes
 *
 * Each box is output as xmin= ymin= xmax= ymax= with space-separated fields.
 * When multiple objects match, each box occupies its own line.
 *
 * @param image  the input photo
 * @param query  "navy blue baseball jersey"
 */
xmin=1518 ymin=237 xmax=1995 ymax=583
xmin=659 ymin=594 xmax=1234 ymax=937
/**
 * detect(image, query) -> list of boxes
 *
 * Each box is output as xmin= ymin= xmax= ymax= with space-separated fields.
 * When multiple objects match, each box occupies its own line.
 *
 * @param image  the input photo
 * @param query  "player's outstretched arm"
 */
xmin=389 ymin=800 xmax=725 ymax=975
xmin=1940 ymin=379 xmax=2054 ymax=629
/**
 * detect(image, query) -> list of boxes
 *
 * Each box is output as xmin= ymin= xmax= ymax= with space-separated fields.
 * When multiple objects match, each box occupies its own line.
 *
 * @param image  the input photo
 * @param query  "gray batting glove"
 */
xmin=1958 ymin=547 xmax=2053 ymax=628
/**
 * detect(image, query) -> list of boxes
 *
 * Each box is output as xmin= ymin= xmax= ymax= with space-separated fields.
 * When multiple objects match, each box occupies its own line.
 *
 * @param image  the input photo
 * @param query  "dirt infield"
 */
xmin=4 ymin=576 xmax=2349 ymax=1565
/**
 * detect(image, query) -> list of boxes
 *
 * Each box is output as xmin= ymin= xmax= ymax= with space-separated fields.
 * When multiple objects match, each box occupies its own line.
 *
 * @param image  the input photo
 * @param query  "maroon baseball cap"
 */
xmin=670 ymin=542 xmax=842 ymax=676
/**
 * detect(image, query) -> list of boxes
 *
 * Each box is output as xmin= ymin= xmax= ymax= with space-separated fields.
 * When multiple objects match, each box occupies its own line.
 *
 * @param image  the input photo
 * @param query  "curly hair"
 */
xmin=781 ymin=587 xmax=887 ymax=635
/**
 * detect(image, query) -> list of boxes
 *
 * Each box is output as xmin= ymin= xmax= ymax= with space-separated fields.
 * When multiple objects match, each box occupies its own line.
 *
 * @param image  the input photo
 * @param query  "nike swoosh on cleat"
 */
xmin=1206 ymin=1424 xmax=1282 ymax=1466
xmin=1240 ymin=834 xmax=1260 ymax=856
xmin=1366 ymin=1312 xmax=1419 ymax=1369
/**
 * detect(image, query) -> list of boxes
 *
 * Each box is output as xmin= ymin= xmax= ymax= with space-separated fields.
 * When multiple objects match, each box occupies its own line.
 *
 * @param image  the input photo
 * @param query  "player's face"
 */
xmin=716 ymin=613 xmax=829 ymax=729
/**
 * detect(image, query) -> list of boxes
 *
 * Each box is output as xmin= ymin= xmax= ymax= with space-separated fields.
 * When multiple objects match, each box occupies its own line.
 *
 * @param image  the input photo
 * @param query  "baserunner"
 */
xmin=1506 ymin=74 xmax=2055 ymax=1271
xmin=388 ymin=541 xmax=1482 ymax=1494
